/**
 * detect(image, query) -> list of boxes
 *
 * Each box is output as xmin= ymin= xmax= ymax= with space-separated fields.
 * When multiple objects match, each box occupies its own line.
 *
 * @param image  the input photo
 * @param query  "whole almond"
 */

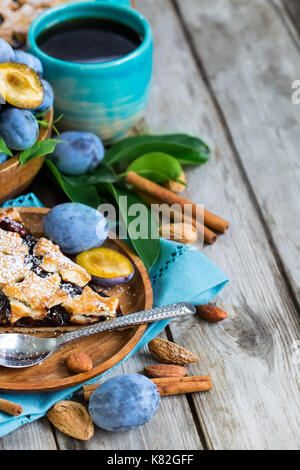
xmin=159 ymin=223 xmax=197 ymax=244
xmin=148 ymin=338 xmax=199 ymax=365
xmin=196 ymin=304 xmax=228 ymax=323
xmin=47 ymin=401 xmax=94 ymax=441
xmin=164 ymin=170 xmax=186 ymax=193
xmin=144 ymin=364 xmax=187 ymax=378
xmin=66 ymin=352 xmax=93 ymax=373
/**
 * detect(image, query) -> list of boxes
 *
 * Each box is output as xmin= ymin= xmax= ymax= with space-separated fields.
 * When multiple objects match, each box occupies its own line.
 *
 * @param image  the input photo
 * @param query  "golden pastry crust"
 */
xmin=0 ymin=209 xmax=120 ymax=327
xmin=62 ymin=286 xmax=120 ymax=324
xmin=0 ymin=252 xmax=28 ymax=289
xmin=35 ymin=238 xmax=91 ymax=287
xmin=0 ymin=0 xmax=18 ymax=18
xmin=0 ymin=228 xmax=28 ymax=256
xmin=0 ymin=207 xmax=23 ymax=223
xmin=3 ymin=271 xmax=68 ymax=323
xmin=34 ymin=237 xmax=61 ymax=257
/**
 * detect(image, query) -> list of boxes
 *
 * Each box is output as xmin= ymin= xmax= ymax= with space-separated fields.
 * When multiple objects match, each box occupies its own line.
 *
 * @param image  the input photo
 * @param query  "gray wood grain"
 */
xmin=135 ymin=0 xmax=300 ymax=449
xmin=0 ymin=418 xmax=56 ymax=450
xmin=175 ymin=0 xmax=300 ymax=308
xmin=55 ymin=332 xmax=203 ymax=450
xmin=2 ymin=0 xmax=300 ymax=450
xmin=283 ymin=0 xmax=300 ymax=29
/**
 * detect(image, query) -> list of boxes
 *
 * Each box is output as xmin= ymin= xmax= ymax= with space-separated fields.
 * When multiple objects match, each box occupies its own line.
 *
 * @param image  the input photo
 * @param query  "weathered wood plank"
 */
xmin=0 ymin=418 xmax=57 ymax=450
xmin=175 ymin=0 xmax=300 ymax=308
xmin=283 ymin=0 xmax=300 ymax=29
xmin=55 ymin=333 xmax=203 ymax=450
xmin=135 ymin=0 xmax=300 ymax=449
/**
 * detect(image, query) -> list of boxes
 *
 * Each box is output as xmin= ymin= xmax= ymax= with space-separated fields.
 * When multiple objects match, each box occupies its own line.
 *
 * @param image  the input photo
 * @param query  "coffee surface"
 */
xmin=37 ymin=17 xmax=142 ymax=63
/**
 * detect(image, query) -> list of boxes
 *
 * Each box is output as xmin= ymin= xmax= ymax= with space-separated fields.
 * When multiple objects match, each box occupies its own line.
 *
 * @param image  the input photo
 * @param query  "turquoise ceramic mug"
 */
xmin=27 ymin=1 xmax=153 ymax=143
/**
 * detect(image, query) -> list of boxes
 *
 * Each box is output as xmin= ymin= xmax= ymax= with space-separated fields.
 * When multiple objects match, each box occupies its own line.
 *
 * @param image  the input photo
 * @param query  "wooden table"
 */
xmin=1 ymin=0 xmax=299 ymax=450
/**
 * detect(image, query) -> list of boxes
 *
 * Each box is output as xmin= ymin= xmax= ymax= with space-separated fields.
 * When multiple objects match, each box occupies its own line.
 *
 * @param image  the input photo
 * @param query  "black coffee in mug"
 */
xmin=37 ymin=17 xmax=142 ymax=63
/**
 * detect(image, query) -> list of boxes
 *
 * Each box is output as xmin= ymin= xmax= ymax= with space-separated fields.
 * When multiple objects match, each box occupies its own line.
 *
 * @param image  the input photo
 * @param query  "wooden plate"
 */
xmin=0 ymin=108 xmax=53 ymax=205
xmin=0 ymin=208 xmax=153 ymax=393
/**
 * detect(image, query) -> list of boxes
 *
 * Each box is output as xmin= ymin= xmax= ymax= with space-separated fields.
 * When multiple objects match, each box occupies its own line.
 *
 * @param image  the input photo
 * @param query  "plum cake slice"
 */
xmin=3 ymin=271 xmax=68 ymax=325
xmin=34 ymin=238 xmax=91 ymax=287
xmin=0 ymin=208 xmax=120 ymax=328
xmin=0 ymin=252 xmax=29 ymax=289
xmin=62 ymin=286 xmax=120 ymax=325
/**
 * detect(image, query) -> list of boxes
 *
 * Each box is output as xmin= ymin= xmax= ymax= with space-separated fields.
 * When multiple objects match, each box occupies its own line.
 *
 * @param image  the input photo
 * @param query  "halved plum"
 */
xmin=76 ymin=247 xmax=134 ymax=287
xmin=0 ymin=63 xmax=43 ymax=109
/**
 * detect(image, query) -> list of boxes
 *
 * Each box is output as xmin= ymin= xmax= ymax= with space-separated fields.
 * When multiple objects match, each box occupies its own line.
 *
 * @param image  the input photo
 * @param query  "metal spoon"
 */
xmin=0 ymin=302 xmax=196 ymax=368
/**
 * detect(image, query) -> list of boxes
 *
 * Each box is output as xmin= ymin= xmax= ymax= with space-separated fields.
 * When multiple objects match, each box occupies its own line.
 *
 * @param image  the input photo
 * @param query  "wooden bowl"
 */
xmin=0 ymin=108 xmax=53 ymax=205
xmin=0 ymin=208 xmax=153 ymax=393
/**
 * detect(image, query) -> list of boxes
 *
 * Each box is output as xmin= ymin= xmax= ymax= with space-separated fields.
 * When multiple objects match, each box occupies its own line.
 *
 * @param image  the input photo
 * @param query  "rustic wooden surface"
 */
xmin=1 ymin=0 xmax=299 ymax=450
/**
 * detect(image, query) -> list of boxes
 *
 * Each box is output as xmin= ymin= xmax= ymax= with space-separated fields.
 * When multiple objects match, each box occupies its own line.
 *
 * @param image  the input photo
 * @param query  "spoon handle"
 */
xmin=56 ymin=302 xmax=196 ymax=346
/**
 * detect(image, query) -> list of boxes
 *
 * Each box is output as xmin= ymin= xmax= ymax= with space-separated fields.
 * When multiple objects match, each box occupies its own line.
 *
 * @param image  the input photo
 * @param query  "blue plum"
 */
xmin=89 ymin=374 xmax=160 ymax=432
xmin=0 ymin=39 xmax=14 ymax=63
xmin=32 ymin=80 xmax=54 ymax=114
xmin=0 ymin=153 xmax=8 ymax=164
xmin=43 ymin=202 xmax=108 ymax=254
xmin=49 ymin=131 xmax=105 ymax=175
xmin=14 ymin=50 xmax=43 ymax=77
xmin=0 ymin=108 xmax=39 ymax=150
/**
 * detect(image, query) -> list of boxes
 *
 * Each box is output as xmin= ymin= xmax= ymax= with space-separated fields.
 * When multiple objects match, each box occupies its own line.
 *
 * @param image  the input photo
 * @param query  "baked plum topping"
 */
xmin=14 ymin=306 xmax=71 ymax=327
xmin=44 ymin=306 xmax=71 ymax=326
xmin=34 ymin=267 xmax=49 ymax=278
xmin=60 ymin=281 xmax=83 ymax=296
xmin=25 ymin=255 xmax=49 ymax=278
xmin=0 ymin=217 xmax=27 ymax=238
xmin=25 ymin=254 xmax=42 ymax=269
xmin=0 ymin=291 xmax=11 ymax=325
xmin=116 ymin=306 xmax=123 ymax=317
xmin=24 ymin=233 xmax=36 ymax=253
xmin=14 ymin=316 xmax=36 ymax=327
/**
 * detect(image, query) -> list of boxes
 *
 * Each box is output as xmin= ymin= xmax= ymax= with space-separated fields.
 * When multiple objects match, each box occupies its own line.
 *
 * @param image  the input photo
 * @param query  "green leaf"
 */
xmin=105 ymin=134 xmax=210 ymax=167
xmin=19 ymin=139 xmax=61 ymax=165
xmin=159 ymin=134 xmax=210 ymax=150
xmin=107 ymin=183 xmax=160 ymax=271
xmin=51 ymin=114 xmax=64 ymax=136
xmin=62 ymin=164 xmax=118 ymax=187
xmin=125 ymin=152 xmax=182 ymax=183
xmin=0 ymin=138 xmax=13 ymax=157
xmin=36 ymin=119 xmax=49 ymax=128
xmin=36 ymin=113 xmax=63 ymax=136
xmin=34 ymin=109 xmax=50 ymax=119
xmin=45 ymin=160 xmax=101 ymax=208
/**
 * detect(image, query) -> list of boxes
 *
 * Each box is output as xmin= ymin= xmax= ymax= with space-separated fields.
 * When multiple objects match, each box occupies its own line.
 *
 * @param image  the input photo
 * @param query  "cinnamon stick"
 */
xmin=155 ymin=381 xmax=212 ymax=396
xmin=0 ymin=398 xmax=23 ymax=416
xmin=83 ymin=376 xmax=212 ymax=401
xmin=83 ymin=385 xmax=98 ymax=401
xmin=126 ymin=172 xmax=229 ymax=234
xmin=137 ymin=190 xmax=217 ymax=244
xmin=152 ymin=376 xmax=211 ymax=384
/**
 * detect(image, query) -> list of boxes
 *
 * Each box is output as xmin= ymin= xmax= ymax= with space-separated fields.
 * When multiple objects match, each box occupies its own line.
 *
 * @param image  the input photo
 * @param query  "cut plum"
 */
xmin=76 ymin=247 xmax=134 ymax=287
xmin=0 ymin=63 xmax=43 ymax=109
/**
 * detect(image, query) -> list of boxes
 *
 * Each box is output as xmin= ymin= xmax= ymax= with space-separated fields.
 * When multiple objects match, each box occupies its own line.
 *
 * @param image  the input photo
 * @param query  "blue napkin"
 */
xmin=0 ymin=193 xmax=228 ymax=437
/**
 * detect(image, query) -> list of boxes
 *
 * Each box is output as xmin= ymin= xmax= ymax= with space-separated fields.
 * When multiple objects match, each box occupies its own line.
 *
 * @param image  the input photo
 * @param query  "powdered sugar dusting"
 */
xmin=0 ymin=213 xmax=120 ymax=325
